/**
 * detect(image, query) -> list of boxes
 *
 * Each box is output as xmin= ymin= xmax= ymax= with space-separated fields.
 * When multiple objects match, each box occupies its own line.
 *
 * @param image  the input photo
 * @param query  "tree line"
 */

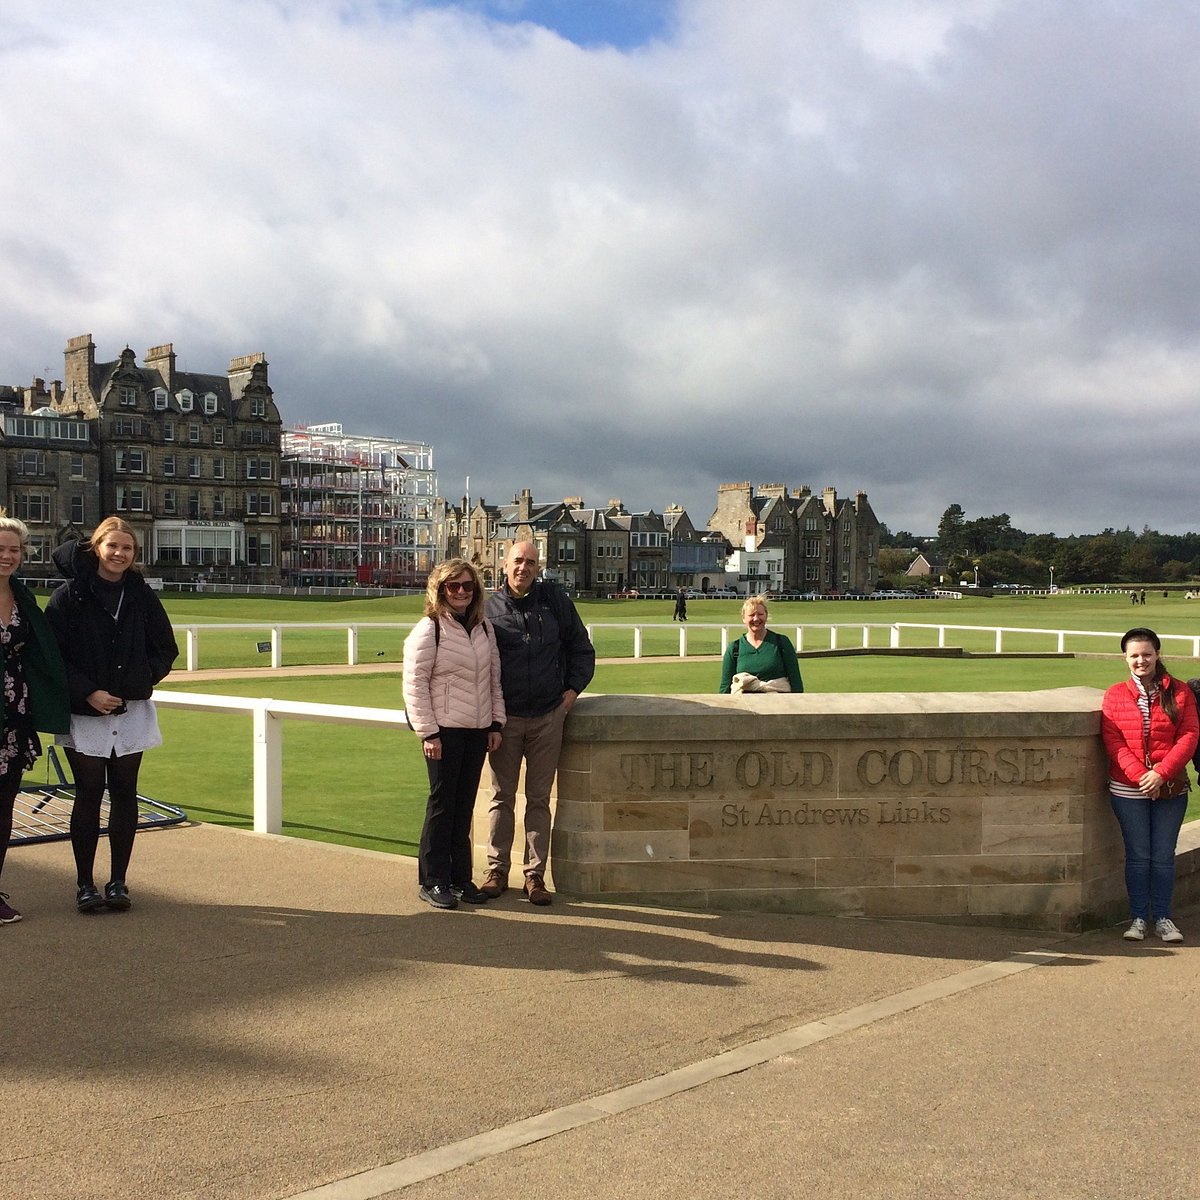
xmin=878 ymin=504 xmax=1200 ymax=586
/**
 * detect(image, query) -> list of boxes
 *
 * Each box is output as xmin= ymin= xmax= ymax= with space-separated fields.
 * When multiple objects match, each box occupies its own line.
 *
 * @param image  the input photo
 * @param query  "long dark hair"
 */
xmin=1122 ymin=627 xmax=1177 ymax=721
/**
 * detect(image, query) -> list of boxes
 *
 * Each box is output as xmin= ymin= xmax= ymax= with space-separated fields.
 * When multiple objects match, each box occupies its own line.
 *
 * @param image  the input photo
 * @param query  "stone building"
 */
xmin=0 ymin=378 xmax=102 ymax=569
xmin=45 ymin=334 xmax=284 ymax=582
xmin=708 ymin=481 xmax=881 ymax=594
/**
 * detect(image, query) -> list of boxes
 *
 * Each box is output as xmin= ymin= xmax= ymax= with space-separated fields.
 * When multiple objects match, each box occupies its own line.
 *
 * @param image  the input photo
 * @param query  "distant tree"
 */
xmin=879 ymin=547 xmax=915 ymax=577
xmin=1123 ymin=544 xmax=1161 ymax=582
xmin=1162 ymin=560 xmax=1193 ymax=583
xmin=936 ymin=504 xmax=967 ymax=557
xmin=978 ymin=549 xmax=1043 ymax=586
xmin=1079 ymin=535 xmax=1125 ymax=582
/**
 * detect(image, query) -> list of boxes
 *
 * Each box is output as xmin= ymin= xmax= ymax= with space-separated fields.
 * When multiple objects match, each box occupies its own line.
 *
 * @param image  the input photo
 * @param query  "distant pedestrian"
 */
xmin=402 ymin=558 xmax=504 ymax=910
xmin=1131 ymin=591 xmax=1138 ymax=606
xmin=0 ymin=513 xmax=70 ymax=925
xmin=1101 ymin=627 xmax=1197 ymax=944
xmin=46 ymin=518 xmax=179 ymax=915
xmin=1140 ymin=589 xmax=1147 ymax=606
xmin=673 ymin=587 xmax=688 ymax=622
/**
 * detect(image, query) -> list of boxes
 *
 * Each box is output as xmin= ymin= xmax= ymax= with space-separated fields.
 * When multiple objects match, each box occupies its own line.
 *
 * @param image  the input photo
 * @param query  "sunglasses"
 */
xmin=444 ymin=580 xmax=475 ymax=594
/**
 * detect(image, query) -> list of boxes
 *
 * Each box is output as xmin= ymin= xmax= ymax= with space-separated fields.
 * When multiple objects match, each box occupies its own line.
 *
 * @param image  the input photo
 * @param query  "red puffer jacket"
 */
xmin=1100 ymin=674 xmax=1199 ymax=787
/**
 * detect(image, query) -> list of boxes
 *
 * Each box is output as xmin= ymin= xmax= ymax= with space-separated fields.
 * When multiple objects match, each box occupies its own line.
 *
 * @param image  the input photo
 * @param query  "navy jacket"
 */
xmin=45 ymin=541 xmax=179 ymax=715
xmin=485 ymin=581 xmax=595 ymax=718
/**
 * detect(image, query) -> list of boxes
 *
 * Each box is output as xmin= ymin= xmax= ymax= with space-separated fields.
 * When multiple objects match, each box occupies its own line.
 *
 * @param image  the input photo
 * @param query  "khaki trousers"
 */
xmin=485 ymin=706 xmax=565 ymax=879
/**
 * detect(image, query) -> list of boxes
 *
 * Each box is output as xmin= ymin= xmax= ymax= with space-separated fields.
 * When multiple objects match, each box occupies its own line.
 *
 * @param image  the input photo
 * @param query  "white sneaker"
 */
xmin=1155 ymin=918 xmax=1183 ymax=943
xmin=1123 ymin=918 xmax=1147 ymax=941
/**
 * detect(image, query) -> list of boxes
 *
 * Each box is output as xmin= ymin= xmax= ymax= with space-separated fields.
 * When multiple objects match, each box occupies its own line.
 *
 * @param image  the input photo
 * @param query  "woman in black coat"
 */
xmin=45 ymin=517 xmax=178 ymax=913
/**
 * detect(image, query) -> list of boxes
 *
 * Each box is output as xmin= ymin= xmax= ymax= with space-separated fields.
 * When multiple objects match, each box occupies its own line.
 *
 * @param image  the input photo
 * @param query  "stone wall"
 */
xmin=550 ymin=688 xmax=1126 ymax=932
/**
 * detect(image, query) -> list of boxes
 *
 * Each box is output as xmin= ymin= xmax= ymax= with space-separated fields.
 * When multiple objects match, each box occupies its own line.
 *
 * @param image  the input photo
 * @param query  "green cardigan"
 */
xmin=719 ymin=630 xmax=804 ymax=694
xmin=2 ymin=575 xmax=70 ymax=735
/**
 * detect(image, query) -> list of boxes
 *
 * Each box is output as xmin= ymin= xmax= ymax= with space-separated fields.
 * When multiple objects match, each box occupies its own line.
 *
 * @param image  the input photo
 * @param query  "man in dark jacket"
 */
xmin=482 ymin=541 xmax=594 ymax=906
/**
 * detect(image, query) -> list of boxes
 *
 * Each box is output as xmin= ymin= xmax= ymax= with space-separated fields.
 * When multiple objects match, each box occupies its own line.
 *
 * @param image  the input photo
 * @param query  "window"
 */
xmin=189 ymin=423 xmax=201 ymax=443
xmin=247 ymin=535 xmax=258 ymax=565
xmin=71 ymin=495 xmax=85 ymax=523
xmin=213 ymin=458 xmax=225 ymax=480
xmin=258 ymin=458 xmax=273 ymax=481
xmin=70 ymin=454 xmax=85 ymax=479
xmin=188 ymin=455 xmax=201 ymax=478
xmin=246 ymin=493 xmax=259 ymax=516
xmin=114 ymin=449 xmax=145 ymax=473
xmin=178 ymin=390 xmax=193 ymax=412
xmin=251 ymin=396 xmax=266 ymax=417
xmin=805 ymin=564 xmax=820 ymax=582
xmin=258 ymin=535 xmax=272 ymax=566
xmin=259 ymin=493 xmax=274 ymax=516
xmin=25 ymin=536 xmax=49 ymax=564
xmin=213 ymin=493 xmax=225 ymax=517
xmin=188 ymin=493 xmax=201 ymax=518
xmin=163 ymin=421 xmax=175 ymax=442
xmin=805 ymin=539 xmax=820 ymax=558
xmin=163 ymin=489 xmax=176 ymax=515
xmin=14 ymin=493 xmax=51 ymax=522
xmin=559 ymin=542 xmax=576 ymax=562
xmin=204 ymin=393 xmax=218 ymax=415
xmin=19 ymin=451 xmax=45 ymax=475
xmin=153 ymin=389 xmax=168 ymax=410
xmin=805 ymin=518 xmax=818 ymax=531
xmin=116 ymin=486 xmax=146 ymax=512
xmin=119 ymin=386 xmax=137 ymax=407
xmin=213 ymin=425 xmax=225 ymax=445
xmin=246 ymin=460 xmax=258 ymax=480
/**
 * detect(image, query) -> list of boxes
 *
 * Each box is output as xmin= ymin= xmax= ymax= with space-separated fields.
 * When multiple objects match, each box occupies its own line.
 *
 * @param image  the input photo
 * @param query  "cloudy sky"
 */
xmin=3 ymin=0 xmax=1198 ymax=536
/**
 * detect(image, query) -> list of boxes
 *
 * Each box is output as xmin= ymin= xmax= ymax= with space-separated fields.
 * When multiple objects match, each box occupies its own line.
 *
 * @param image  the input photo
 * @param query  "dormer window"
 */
xmin=119 ymin=386 xmax=137 ymax=407
xmin=204 ymin=392 xmax=218 ymax=415
xmin=178 ymin=389 xmax=193 ymax=412
xmin=153 ymin=388 xmax=168 ymax=410
xmin=250 ymin=396 xmax=266 ymax=417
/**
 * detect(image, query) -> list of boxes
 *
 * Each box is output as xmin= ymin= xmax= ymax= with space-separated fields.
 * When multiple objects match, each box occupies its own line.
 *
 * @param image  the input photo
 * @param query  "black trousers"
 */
xmin=418 ymin=728 xmax=488 ymax=888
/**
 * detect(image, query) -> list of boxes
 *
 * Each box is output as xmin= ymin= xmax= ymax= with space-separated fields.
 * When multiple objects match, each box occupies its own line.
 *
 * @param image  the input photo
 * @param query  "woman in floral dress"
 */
xmin=0 ymin=513 xmax=69 ymax=924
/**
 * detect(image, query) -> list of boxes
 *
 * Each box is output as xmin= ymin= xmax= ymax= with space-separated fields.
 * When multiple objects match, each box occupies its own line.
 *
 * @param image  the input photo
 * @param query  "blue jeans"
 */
xmin=1109 ymin=790 xmax=1188 ymax=920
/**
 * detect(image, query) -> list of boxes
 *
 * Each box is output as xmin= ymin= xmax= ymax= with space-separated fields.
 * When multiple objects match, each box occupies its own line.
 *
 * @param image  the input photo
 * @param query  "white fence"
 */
xmin=175 ymin=620 xmax=1200 ymax=671
xmin=152 ymin=691 xmax=408 ymax=835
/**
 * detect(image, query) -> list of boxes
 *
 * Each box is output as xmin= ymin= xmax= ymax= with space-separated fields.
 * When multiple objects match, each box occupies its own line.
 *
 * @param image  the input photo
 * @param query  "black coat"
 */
xmin=45 ymin=540 xmax=179 ymax=715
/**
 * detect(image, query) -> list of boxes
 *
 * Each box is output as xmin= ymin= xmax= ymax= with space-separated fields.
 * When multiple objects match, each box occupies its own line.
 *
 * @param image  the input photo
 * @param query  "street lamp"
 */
xmin=1049 ymin=566 xmax=1055 ymax=593
xmin=973 ymin=564 xmax=979 ymax=587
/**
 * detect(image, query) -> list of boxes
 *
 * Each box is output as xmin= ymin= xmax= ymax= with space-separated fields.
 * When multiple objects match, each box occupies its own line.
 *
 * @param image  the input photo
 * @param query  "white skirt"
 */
xmin=56 ymin=699 xmax=163 ymax=758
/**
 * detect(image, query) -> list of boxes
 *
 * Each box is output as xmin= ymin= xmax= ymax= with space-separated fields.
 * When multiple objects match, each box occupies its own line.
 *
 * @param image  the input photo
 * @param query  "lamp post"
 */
xmin=1049 ymin=566 xmax=1055 ymax=593
xmin=973 ymin=564 xmax=979 ymax=587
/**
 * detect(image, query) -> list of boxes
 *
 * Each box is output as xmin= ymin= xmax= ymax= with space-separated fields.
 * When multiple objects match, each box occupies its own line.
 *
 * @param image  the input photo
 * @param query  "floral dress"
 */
xmin=1 ymin=602 xmax=42 ymax=780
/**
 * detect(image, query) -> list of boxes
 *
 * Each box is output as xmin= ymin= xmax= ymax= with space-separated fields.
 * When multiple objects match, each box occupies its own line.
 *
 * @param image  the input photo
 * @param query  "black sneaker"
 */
xmin=419 ymin=883 xmax=457 ymax=910
xmin=453 ymin=881 xmax=489 ymax=904
xmin=76 ymin=885 xmax=105 ymax=914
xmin=104 ymin=880 xmax=131 ymax=911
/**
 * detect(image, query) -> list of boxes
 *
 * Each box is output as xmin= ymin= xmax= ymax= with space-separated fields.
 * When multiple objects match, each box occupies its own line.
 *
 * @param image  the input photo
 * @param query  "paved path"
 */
xmin=4 ymin=822 xmax=1196 ymax=1200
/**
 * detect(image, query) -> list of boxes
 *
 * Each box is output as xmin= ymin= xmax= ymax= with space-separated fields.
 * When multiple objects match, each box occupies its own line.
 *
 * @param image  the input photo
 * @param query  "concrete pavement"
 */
xmin=4 ymin=821 xmax=1196 ymax=1200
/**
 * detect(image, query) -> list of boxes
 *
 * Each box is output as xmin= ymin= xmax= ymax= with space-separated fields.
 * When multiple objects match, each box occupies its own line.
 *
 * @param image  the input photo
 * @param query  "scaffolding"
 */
xmin=280 ymin=423 xmax=436 ymax=587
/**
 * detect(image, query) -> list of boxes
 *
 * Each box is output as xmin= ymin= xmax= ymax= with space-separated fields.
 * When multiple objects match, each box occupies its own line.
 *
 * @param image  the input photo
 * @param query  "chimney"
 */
xmin=64 ymin=333 xmax=96 ymax=404
xmin=145 ymin=343 xmax=176 ymax=390
xmin=228 ymin=351 xmax=267 ymax=399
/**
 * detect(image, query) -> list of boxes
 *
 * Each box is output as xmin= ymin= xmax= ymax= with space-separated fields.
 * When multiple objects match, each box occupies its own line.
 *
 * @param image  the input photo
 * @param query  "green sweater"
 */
xmin=718 ymin=630 xmax=804 ymax=694
xmin=2 ymin=575 xmax=71 ymax=734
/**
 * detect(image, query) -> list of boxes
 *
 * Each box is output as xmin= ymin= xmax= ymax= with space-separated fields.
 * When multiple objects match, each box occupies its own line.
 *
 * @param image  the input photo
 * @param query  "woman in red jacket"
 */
xmin=1100 ymin=627 xmax=1198 ymax=943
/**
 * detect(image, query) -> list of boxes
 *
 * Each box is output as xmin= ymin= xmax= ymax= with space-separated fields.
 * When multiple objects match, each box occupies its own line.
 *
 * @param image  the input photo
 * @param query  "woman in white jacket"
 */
xmin=403 ymin=559 xmax=504 ymax=909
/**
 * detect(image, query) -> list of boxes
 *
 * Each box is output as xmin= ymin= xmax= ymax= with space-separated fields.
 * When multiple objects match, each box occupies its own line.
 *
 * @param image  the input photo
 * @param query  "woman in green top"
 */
xmin=719 ymin=595 xmax=804 ymax=694
xmin=0 ymin=513 xmax=70 ymax=924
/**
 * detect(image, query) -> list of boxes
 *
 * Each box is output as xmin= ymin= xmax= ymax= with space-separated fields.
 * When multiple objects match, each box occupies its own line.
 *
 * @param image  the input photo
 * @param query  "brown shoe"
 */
xmin=524 ymin=874 xmax=552 ymax=906
xmin=480 ymin=870 xmax=508 ymax=899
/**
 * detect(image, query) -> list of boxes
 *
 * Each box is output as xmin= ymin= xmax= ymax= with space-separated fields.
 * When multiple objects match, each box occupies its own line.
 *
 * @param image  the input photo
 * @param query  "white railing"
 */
xmin=152 ymin=690 xmax=408 ymax=835
xmin=174 ymin=620 xmax=1200 ymax=672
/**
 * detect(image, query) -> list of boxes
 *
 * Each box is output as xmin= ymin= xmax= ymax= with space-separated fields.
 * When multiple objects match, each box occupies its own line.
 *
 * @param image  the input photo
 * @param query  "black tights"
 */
xmin=0 ymin=768 xmax=20 ymax=883
xmin=67 ymin=749 xmax=143 ymax=888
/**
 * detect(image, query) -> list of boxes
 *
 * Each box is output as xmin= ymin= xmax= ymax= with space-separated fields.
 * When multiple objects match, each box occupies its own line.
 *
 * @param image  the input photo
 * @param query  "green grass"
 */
xmin=25 ymin=588 xmax=1193 ymax=855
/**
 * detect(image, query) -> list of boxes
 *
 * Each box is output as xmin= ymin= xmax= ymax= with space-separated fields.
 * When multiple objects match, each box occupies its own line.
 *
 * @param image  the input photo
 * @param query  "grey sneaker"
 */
xmin=1155 ymin=918 xmax=1183 ymax=943
xmin=1123 ymin=917 xmax=1147 ymax=941
xmin=0 ymin=892 xmax=22 ymax=924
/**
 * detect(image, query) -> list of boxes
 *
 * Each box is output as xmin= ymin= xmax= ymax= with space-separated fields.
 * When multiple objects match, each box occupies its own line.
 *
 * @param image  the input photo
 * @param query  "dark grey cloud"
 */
xmin=2 ymin=0 xmax=1199 ymax=536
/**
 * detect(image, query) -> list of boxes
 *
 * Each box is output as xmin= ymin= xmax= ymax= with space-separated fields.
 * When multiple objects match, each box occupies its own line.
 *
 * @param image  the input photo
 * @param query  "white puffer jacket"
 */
xmin=402 ymin=615 xmax=505 ymax=738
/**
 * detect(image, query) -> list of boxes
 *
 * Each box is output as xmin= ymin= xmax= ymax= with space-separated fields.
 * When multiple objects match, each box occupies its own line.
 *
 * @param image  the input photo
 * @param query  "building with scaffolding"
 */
xmin=281 ymin=423 xmax=436 ymax=588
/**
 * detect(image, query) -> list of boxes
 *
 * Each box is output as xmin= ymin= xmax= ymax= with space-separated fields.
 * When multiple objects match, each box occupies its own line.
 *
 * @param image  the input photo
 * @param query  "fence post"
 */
xmin=347 ymin=625 xmax=359 ymax=666
xmin=186 ymin=627 xmax=199 ymax=672
xmin=271 ymin=626 xmax=283 ymax=670
xmin=862 ymin=624 xmax=870 ymax=649
xmin=830 ymin=625 xmax=839 ymax=651
xmin=891 ymin=624 xmax=900 ymax=648
xmin=995 ymin=628 xmax=1003 ymax=653
xmin=252 ymin=701 xmax=283 ymax=835
xmin=1058 ymin=631 xmax=1066 ymax=653
xmin=795 ymin=626 xmax=803 ymax=652
xmin=633 ymin=626 xmax=643 ymax=659
xmin=679 ymin=625 xmax=687 ymax=658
